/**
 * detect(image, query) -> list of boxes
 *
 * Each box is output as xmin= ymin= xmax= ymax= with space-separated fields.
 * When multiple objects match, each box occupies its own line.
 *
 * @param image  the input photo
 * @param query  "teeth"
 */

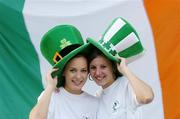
xmin=72 ymin=80 xmax=82 ymax=85
xmin=96 ymin=77 xmax=103 ymax=80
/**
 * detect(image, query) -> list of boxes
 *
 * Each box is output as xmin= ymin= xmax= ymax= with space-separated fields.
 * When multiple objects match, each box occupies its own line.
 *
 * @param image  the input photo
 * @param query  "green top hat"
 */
xmin=87 ymin=17 xmax=144 ymax=63
xmin=40 ymin=25 xmax=89 ymax=87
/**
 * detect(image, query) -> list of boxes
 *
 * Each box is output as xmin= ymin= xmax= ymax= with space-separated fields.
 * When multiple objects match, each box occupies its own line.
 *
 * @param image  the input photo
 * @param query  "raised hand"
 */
xmin=116 ymin=56 xmax=128 ymax=75
xmin=45 ymin=68 xmax=58 ymax=91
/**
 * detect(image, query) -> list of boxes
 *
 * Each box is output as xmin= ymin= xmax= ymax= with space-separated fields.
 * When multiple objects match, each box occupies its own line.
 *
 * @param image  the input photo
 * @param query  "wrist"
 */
xmin=121 ymin=67 xmax=130 ymax=76
xmin=46 ymin=85 xmax=56 ymax=92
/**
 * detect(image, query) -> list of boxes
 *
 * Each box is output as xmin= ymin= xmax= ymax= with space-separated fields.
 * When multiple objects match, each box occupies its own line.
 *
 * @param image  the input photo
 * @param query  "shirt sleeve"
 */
xmin=47 ymin=93 xmax=55 ymax=119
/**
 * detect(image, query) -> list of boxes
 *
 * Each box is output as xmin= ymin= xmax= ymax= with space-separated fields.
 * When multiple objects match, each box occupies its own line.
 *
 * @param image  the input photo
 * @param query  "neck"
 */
xmin=102 ymin=79 xmax=115 ymax=89
xmin=64 ymin=87 xmax=83 ymax=95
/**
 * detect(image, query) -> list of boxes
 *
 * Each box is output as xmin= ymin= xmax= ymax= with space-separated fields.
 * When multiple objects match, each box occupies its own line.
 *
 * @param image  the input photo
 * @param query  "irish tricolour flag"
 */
xmin=0 ymin=0 xmax=179 ymax=119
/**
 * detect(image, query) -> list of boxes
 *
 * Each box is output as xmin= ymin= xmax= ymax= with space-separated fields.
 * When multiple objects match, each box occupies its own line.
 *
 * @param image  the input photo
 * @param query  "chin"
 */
xmin=73 ymin=85 xmax=83 ymax=90
xmin=95 ymin=81 xmax=104 ymax=87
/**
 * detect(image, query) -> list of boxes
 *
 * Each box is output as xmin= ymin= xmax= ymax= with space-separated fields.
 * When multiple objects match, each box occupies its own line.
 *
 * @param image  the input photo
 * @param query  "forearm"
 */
xmin=123 ymin=67 xmax=154 ymax=104
xmin=29 ymin=86 xmax=54 ymax=119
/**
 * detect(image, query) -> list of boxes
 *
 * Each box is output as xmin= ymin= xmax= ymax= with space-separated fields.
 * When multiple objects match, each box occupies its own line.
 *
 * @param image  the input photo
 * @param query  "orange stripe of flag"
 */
xmin=144 ymin=0 xmax=180 ymax=119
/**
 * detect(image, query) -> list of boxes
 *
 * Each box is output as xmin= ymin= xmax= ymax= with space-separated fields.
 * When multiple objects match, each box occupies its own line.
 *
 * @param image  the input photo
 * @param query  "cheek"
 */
xmin=83 ymin=73 xmax=88 ymax=78
xmin=90 ymin=70 xmax=95 ymax=76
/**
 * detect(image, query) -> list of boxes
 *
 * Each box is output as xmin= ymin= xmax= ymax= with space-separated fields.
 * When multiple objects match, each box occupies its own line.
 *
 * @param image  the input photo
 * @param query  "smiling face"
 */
xmin=63 ymin=55 xmax=88 ymax=94
xmin=89 ymin=55 xmax=115 ymax=89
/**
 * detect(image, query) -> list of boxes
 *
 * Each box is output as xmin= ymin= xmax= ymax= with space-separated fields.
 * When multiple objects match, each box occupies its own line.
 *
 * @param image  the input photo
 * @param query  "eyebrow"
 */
xmin=69 ymin=67 xmax=87 ymax=69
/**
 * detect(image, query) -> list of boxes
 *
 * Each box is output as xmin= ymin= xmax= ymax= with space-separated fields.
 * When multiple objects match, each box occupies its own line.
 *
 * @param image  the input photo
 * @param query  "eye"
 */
xmin=101 ymin=65 xmax=107 ymax=69
xmin=81 ymin=69 xmax=87 ymax=73
xmin=69 ymin=68 xmax=76 ymax=73
xmin=90 ymin=66 xmax=96 ymax=70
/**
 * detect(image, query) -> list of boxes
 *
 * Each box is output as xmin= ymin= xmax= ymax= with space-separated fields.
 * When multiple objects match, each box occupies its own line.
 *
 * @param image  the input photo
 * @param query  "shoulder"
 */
xmin=83 ymin=92 xmax=97 ymax=98
xmin=95 ymin=89 xmax=103 ymax=97
xmin=83 ymin=92 xmax=99 ymax=101
xmin=116 ymin=76 xmax=129 ymax=87
xmin=45 ymin=87 xmax=64 ymax=102
xmin=82 ymin=92 xmax=99 ymax=108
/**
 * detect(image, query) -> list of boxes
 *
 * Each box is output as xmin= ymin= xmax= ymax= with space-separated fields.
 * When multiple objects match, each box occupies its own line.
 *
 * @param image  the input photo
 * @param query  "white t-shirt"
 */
xmin=97 ymin=77 xmax=142 ymax=119
xmin=38 ymin=87 xmax=99 ymax=119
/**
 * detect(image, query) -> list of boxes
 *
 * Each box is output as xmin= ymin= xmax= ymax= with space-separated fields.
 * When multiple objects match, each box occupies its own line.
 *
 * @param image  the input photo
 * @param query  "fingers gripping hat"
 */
xmin=40 ymin=25 xmax=88 ymax=87
xmin=87 ymin=17 xmax=144 ymax=63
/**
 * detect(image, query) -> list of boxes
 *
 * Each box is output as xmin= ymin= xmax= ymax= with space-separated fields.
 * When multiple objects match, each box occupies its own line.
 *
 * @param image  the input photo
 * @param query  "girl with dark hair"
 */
xmin=88 ymin=48 xmax=154 ymax=119
xmin=30 ymin=54 xmax=98 ymax=119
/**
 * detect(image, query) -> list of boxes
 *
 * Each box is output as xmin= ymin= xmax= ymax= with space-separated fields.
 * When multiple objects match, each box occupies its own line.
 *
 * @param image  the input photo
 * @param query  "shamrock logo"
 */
xmin=60 ymin=38 xmax=72 ymax=49
xmin=100 ymin=40 xmax=117 ymax=55
xmin=112 ymin=100 xmax=120 ymax=112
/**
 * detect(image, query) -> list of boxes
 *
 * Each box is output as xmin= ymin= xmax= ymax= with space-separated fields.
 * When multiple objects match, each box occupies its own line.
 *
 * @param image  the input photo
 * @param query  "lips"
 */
xmin=72 ymin=80 xmax=84 ymax=86
xmin=96 ymin=78 xmax=103 ymax=81
xmin=96 ymin=75 xmax=105 ymax=79
xmin=95 ymin=76 xmax=105 ymax=83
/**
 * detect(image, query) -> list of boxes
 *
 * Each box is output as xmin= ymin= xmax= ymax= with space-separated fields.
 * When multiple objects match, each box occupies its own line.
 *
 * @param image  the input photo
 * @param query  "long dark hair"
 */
xmin=88 ymin=47 xmax=122 ymax=79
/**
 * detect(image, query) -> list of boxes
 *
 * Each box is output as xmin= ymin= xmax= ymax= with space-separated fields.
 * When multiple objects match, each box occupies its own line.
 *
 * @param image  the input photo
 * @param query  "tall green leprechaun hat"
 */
xmin=87 ymin=17 xmax=144 ymax=63
xmin=40 ymin=25 xmax=89 ymax=87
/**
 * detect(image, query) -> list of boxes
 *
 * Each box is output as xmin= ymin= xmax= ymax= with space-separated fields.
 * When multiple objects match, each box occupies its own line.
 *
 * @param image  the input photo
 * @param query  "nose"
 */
xmin=76 ymin=71 xmax=82 ymax=79
xmin=95 ymin=68 xmax=101 ymax=76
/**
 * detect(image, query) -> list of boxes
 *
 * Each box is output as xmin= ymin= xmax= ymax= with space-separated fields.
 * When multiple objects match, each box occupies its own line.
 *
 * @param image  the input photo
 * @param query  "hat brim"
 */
xmin=52 ymin=43 xmax=90 ymax=87
xmin=87 ymin=38 xmax=119 ymax=62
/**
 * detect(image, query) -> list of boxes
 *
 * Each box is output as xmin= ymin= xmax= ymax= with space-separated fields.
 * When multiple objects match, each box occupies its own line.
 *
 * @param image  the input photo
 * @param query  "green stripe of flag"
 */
xmin=0 ymin=1 xmax=43 ymax=119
